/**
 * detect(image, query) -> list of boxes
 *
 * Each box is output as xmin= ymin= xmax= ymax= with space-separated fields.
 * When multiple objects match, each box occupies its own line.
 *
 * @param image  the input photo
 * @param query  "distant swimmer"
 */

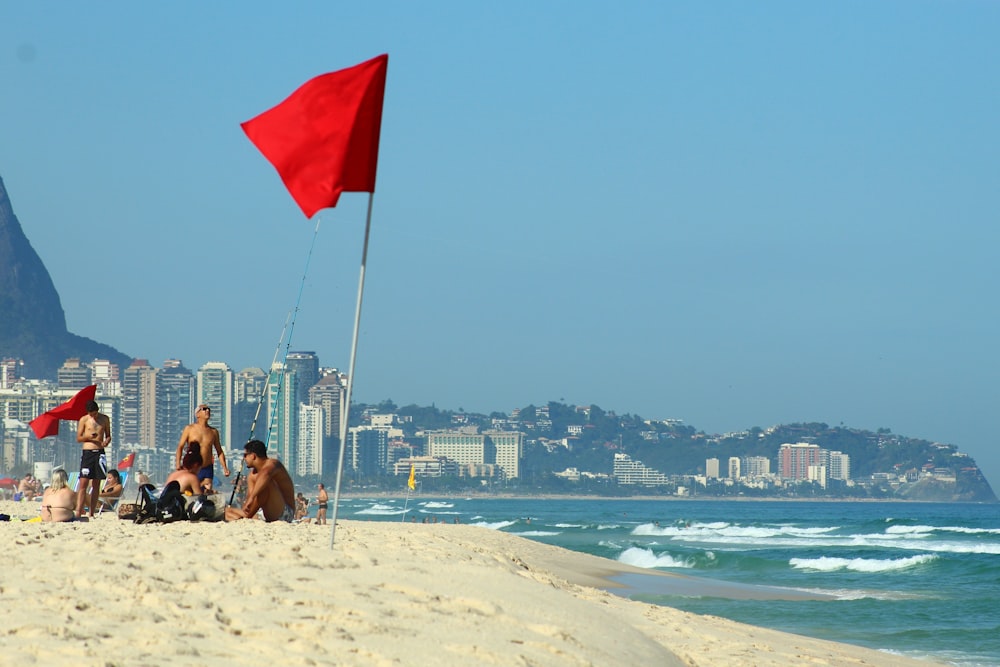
xmin=175 ymin=404 xmax=230 ymax=492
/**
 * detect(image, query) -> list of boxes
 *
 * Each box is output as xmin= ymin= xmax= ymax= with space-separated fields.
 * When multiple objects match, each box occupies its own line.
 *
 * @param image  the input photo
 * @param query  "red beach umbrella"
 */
xmin=0 ymin=477 xmax=17 ymax=487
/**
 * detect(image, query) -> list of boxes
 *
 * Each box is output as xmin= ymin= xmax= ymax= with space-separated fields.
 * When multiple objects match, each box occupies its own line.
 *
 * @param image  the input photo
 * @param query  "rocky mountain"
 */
xmin=0 ymin=174 xmax=130 ymax=379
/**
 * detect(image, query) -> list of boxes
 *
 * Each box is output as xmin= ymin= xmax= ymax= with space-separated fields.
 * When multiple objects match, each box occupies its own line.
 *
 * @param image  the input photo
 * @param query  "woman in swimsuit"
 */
xmin=41 ymin=469 xmax=77 ymax=522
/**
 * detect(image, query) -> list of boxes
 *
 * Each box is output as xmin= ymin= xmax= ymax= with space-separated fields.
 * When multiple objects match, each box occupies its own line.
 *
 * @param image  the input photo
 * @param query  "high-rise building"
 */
xmin=487 ymin=430 xmax=523 ymax=479
xmin=296 ymin=403 xmax=324 ymax=477
xmin=705 ymin=457 xmax=720 ymax=479
xmin=743 ymin=456 xmax=771 ymax=478
xmin=156 ymin=360 xmax=195 ymax=452
xmin=285 ymin=351 xmax=320 ymax=406
xmin=91 ymin=359 xmax=121 ymax=395
xmin=778 ymin=442 xmax=823 ymax=480
xmin=122 ymin=359 xmax=157 ymax=450
xmin=728 ymin=456 xmax=741 ymax=480
xmin=1 ymin=358 xmax=24 ymax=388
xmin=57 ymin=358 xmax=92 ymax=390
xmin=348 ymin=425 xmax=389 ymax=478
xmin=265 ymin=363 xmax=297 ymax=466
xmin=426 ymin=430 xmax=492 ymax=468
xmin=233 ymin=366 xmax=268 ymax=444
xmin=827 ymin=450 xmax=851 ymax=481
xmin=197 ymin=362 xmax=234 ymax=451
xmin=308 ymin=371 xmax=345 ymax=441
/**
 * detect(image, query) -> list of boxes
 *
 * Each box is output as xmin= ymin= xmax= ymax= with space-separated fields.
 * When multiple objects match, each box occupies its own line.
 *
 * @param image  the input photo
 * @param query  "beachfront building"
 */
xmin=393 ymin=455 xmax=458 ymax=480
xmin=198 ymin=363 xmax=235 ymax=453
xmin=232 ymin=366 xmax=267 ymax=447
xmin=0 ymin=359 xmax=22 ymax=389
xmin=285 ymin=351 xmax=320 ymax=403
xmin=264 ymin=362 xmax=297 ymax=467
xmin=778 ymin=442 xmax=823 ymax=480
xmin=705 ymin=457 xmax=720 ymax=479
xmin=612 ymin=452 xmax=670 ymax=486
xmin=425 ymin=428 xmax=524 ymax=480
xmin=826 ymin=450 xmax=851 ymax=481
xmin=155 ymin=360 xmax=194 ymax=453
xmin=488 ymin=430 xmax=524 ymax=479
xmin=743 ymin=456 xmax=771 ymax=478
xmin=57 ymin=358 xmax=92 ymax=390
xmin=122 ymin=359 xmax=157 ymax=451
xmin=728 ymin=456 xmax=741 ymax=481
xmin=348 ymin=425 xmax=389 ymax=478
xmin=308 ymin=370 xmax=346 ymax=456
xmin=296 ymin=403 xmax=324 ymax=477
xmin=90 ymin=359 xmax=121 ymax=395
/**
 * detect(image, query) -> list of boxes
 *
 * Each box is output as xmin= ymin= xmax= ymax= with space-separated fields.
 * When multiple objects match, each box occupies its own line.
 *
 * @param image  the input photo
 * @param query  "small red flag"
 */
xmin=118 ymin=452 xmax=136 ymax=470
xmin=29 ymin=384 xmax=97 ymax=439
xmin=241 ymin=54 xmax=388 ymax=218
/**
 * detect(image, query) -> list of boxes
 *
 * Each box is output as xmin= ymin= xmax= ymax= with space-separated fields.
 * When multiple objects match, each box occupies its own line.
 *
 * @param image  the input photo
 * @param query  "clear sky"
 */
xmin=3 ymin=3 xmax=999 ymax=486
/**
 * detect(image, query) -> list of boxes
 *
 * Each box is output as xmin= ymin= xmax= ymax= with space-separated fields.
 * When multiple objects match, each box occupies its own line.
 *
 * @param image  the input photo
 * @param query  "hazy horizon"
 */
xmin=3 ymin=3 xmax=998 ymax=485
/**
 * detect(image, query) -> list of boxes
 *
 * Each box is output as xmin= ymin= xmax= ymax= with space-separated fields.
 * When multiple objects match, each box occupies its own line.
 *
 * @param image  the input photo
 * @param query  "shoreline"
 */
xmin=2 ymin=500 xmax=938 ymax=666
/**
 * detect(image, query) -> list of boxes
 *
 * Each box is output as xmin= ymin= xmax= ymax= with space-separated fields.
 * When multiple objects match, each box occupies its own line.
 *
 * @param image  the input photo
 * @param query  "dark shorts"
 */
xmin=197 ymin=465 xmax=214 ymax=482
xmin=80 ymin=449 xmax=107 ymax=480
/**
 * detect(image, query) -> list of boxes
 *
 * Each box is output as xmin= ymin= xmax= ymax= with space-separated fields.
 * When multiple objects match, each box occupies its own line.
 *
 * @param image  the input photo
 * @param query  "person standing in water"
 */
xmin=175 ymin=404 xmax=230 ymax=493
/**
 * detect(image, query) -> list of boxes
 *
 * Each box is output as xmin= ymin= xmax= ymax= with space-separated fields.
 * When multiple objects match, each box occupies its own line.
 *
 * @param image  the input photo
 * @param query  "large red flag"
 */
xmin=28 ymin=384 xmax=97 ymax=439
xmin=118 ymin=452 xmax=136 ymax=470
xmin=241 ymin=54 xmax=388 ymax=219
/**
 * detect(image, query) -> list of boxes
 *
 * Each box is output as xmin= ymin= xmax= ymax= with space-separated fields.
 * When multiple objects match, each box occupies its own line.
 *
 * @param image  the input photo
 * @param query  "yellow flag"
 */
xmin=407 ymin=465 xmax=416 ymax=490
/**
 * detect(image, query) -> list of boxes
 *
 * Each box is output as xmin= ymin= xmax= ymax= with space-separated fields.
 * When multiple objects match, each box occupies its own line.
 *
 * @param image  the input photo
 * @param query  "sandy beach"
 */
xmin=0 ymin=499 xmax=936 ymax=666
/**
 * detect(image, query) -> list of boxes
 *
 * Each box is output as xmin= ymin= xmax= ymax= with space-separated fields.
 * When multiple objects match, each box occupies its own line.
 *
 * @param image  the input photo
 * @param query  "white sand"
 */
xmin=0 ymin=500 xmax=935 ymax=666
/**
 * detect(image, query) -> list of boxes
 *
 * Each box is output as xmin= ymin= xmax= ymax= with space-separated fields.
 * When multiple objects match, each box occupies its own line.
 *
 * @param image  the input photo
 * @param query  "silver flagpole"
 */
xmin=329 ymin=193 xmax=375 ymax=548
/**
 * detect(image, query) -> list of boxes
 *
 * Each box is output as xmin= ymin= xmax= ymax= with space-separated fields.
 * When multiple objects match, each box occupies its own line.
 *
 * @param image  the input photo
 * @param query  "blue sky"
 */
xmin=3 ymin=3 xmax=999 ymax=486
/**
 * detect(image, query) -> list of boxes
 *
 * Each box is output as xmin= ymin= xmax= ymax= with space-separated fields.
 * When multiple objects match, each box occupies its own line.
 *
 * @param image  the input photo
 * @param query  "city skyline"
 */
xmin=3 ymin=4 xmax=997 ymax=487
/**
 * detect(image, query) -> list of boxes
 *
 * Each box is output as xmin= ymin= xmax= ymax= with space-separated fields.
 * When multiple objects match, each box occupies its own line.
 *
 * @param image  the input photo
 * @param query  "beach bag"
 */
xmin=134 ymin=483 xmax=160 ymax=524
xmin=155 ymin=481 xmax=188 ymax=523
xmin=187 ymin=495 xmax=217 ymax=522
xmin=117 ymin=502 xmax=140 ymax=520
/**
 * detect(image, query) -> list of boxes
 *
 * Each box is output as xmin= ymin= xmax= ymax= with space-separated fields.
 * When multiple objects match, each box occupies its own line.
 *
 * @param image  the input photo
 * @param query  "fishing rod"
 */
xmin=228 ymin=217 xmax=323 ymax=508
xmin=228 ymin=311 xmax=291 ymax=507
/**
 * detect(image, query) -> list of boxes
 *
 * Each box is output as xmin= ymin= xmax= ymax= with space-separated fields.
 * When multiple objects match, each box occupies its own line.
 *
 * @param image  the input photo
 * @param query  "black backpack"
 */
xmin=155 ymin=481 xmax=188 ymax=523
xmin=134 ymin=483 xmax=160 ymax=524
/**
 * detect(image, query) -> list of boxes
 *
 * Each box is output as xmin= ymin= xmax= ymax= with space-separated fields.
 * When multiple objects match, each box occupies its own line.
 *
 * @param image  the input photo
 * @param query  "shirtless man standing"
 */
xmin=76 ymin=399 xmax=111 ymax=518
xmin=175 ymin=404 xmax=230 ymax=492
xmin=225 ymin=440 xmax=296 ymax=522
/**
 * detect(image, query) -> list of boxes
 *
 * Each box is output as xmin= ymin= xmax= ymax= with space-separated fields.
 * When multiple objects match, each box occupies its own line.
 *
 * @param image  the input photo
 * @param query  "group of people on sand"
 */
xmin=172 ymin=404 xmax=298 ymax=522
xmin=37 ymin=399 xmax=302 ymax=524
xmin=39 ymin=400 xmax=124 ymax=522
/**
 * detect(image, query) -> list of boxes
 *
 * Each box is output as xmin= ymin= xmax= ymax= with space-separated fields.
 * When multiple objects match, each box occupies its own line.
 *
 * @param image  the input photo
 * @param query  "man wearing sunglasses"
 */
xmin=174 ymin=404 xmax=230 ymax=493
xmin=225 ymin=439 xmax=296 ymax=522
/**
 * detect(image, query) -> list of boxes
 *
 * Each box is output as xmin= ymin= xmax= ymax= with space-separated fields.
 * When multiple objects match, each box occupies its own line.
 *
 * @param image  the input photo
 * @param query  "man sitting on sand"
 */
xmin=166 ymin=446 xmax=206 ymax=496
xmin=225 ymin=440 xmax=296 ymax=523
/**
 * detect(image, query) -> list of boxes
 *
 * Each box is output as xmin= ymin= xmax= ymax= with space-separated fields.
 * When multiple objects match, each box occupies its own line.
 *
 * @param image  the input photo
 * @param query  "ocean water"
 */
xmin=331 ymin=497 xmax=1000 ymax=666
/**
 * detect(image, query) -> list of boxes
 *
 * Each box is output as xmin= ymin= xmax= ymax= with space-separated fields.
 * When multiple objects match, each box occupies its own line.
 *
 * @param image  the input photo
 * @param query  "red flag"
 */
xmin=28 ymin=384 xmax=97 ymax=439
xmin=118 ymin=452 xmax=136 ymax=470
xmin=241 ymin=54 xmax=388 ymax=218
